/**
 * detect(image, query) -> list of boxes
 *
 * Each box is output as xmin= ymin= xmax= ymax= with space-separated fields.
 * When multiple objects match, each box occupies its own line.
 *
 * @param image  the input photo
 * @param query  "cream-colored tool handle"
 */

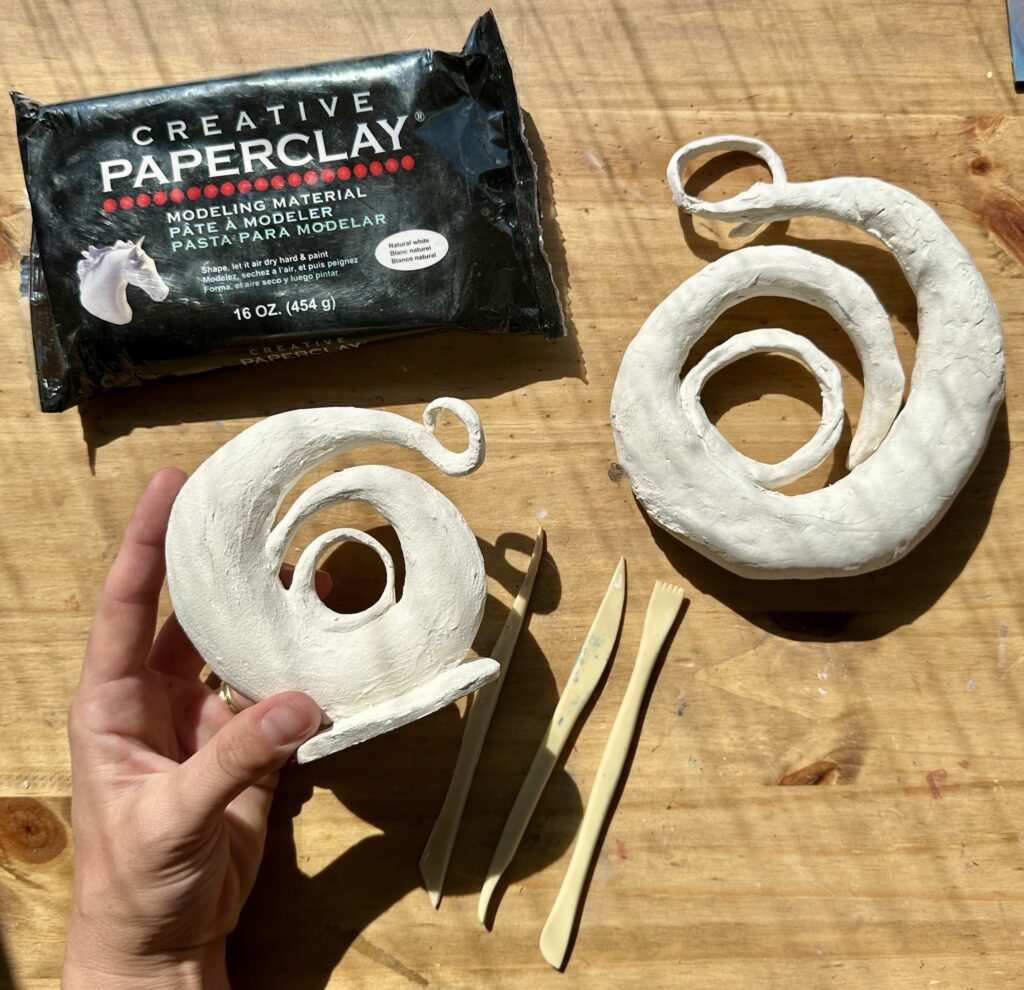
xmin=539 ymin=581 xmax=684 ymax=970
xmin=478 ymin=558 xmax=626 ymax=923
xmin=419 ymin=528 xmax=545 ymax=908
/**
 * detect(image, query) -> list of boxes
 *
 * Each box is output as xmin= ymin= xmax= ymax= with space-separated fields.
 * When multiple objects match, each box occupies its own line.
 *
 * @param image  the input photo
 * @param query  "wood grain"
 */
xmin=1 ymin=1 xmax=1023 ymax=987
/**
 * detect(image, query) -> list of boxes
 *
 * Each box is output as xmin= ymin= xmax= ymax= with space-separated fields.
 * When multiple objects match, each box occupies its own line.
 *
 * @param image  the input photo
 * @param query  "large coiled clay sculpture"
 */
xmin=165 ymin=399 xmax=498 ymax=762
xmin=611 ymin=135 xmax=1005 ymax=579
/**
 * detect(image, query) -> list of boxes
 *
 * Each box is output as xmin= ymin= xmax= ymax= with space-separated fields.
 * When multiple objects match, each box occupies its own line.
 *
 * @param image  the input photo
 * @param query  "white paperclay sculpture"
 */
xmin=165 ymin=398 xmax=498 ymax=762
xmin=611 ymin=135 xmax=1005 ymax=579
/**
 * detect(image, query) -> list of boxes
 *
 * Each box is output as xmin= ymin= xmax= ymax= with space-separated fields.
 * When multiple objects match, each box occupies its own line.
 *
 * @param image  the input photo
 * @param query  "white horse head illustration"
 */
xmin=77 ymin=237 xmax=169 ymax=325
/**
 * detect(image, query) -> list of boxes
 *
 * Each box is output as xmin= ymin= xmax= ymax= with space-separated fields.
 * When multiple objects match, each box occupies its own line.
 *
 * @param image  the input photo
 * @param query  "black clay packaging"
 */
xmin=12 ymin=11 xmax=563 ymax=411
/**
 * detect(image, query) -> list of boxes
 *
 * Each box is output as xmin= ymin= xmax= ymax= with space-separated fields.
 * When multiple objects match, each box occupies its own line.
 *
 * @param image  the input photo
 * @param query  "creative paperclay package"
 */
xmin=12 ymin=11 xmax=563 ymax=412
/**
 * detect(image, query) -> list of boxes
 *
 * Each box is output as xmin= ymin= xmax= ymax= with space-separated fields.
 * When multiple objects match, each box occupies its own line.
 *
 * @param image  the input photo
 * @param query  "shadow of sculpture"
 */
xmin=644 ymin=405 xmax=1010 ymax=641
xmin=227 ymin=530 xmax=582 ymax=989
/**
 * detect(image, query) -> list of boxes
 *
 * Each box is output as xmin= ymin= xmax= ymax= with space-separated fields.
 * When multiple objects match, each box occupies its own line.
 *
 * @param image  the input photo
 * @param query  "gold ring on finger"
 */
xmin=219 ymin=682 xmax=242 ymax=715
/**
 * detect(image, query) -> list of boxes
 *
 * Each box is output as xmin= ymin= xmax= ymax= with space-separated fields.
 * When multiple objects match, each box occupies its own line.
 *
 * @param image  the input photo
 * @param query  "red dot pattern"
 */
xmin=98 ymin=157 xmax=416 ymax=210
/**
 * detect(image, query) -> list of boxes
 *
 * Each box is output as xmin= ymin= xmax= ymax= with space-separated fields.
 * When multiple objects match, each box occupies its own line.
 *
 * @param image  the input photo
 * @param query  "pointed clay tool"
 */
xmin=419 ymin=528 xmax=546 ymax=908
xmin=539 ymin=580 xmax=685 ymax=970
xmin=478 ymin=557 xmax=627 ymax=925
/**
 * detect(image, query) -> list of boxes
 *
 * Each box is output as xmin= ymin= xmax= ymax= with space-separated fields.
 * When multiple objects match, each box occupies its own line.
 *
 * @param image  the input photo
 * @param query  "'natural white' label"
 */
xmin=375 ymin=229 xmax=448 ymax=271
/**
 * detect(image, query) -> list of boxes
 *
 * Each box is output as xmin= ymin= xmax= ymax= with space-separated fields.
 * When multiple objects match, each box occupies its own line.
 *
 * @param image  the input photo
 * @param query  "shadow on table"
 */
xmin=0 ymin=930 xmax=15 ymax=990
xmin=645 ymin=404 xmax=1010 ymax=642
xmin=227 ymin=529 xmax=585 ymax=989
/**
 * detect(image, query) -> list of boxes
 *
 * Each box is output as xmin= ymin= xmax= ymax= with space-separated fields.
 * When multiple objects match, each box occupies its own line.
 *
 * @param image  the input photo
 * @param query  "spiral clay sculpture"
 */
xmin=611 ymin=135 xmax=1005 ymax=579
xmin=165 ymin=399 xmax=498 ymax=762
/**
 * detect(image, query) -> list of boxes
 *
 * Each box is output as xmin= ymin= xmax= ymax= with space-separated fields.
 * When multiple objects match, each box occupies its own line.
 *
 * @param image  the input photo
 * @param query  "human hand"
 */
xmin=63 ymin=468 xmax=325 ymax=989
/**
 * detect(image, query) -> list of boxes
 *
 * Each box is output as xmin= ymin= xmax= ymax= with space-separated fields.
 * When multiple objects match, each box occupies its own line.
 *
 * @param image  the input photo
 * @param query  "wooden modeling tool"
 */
xmin=539 ymin=580 xmax=685 ymax=970
xmin=478 ymin=557 xmax=627 ymax=924
xmin=420 ymin=528 xmax=546 ymax=908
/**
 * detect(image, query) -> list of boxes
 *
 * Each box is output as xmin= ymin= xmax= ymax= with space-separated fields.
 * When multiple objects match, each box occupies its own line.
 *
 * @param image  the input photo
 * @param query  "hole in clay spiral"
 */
xmin=322 ymin=526 xmax=407 ymax=615
xmin=426 ymin=404 xmax=474 ymax=454
xmin=699 ymin=353 xmax=828 ymax=464
xmin=669 ymin=134 xmax=787 ymax=239
xmin=282 ymin=503 xmax=404 ymax=614
xmin=679 ymin=151 xmax=775 ymax=206
xmin=682 ymin=327 xmax=845 ymax=490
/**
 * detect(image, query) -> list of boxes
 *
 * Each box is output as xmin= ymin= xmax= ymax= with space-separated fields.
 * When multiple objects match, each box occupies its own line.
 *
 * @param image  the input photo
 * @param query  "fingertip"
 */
xmin=313 ymin=568 xmax=334 ymax=598
xmin=149 ymin=466 xmax=188 ymax=497
xmin=132 ymin=468 xmax=186 ymax=524
xmin=259 ymin=692 xmax=324 ymax=748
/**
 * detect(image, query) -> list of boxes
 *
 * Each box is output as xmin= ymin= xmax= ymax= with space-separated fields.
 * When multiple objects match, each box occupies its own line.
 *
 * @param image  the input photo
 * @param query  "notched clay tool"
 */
xmin=419 ymin=527 xmax=546 ymax=908
xmin=478 ymin=557 xmax=627 ymax=925
xmin=539 ymin=580 xmax=685 ymax=970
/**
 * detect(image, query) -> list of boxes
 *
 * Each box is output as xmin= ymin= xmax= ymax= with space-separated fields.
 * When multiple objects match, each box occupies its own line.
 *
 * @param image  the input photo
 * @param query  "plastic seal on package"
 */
xmin=11 ymin=10 xmax=564 ymax=412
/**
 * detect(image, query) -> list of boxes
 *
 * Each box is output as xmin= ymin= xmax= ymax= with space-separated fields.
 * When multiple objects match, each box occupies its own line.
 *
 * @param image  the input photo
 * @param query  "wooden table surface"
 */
xmin=2 ymin=1 xmax=1023 ymax=987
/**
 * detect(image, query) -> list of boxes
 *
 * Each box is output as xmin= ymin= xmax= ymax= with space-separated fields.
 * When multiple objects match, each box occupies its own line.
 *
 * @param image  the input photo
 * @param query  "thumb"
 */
xmin=173 ymin=692 xmax=322 ymax=826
